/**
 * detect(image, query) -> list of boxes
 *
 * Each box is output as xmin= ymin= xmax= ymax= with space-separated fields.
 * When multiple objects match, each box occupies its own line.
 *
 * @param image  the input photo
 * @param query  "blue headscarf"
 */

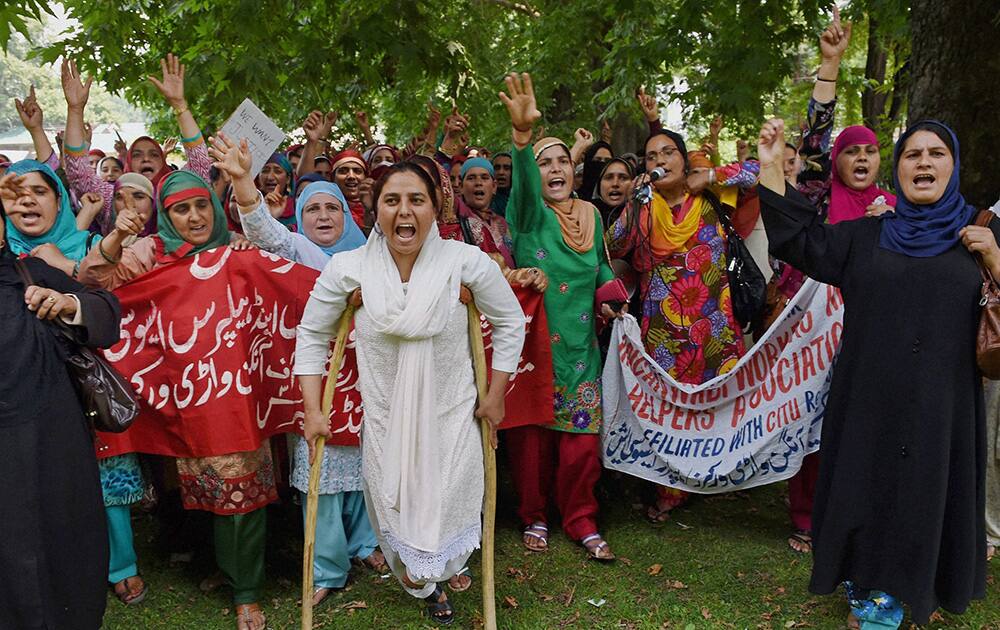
xmin=294 ymin=181 xmax=365 ymax=257
xmin=4 ymin=159 xmax=98 ymax=261
xmin=879 ymin=121 xmax=975 ymax=258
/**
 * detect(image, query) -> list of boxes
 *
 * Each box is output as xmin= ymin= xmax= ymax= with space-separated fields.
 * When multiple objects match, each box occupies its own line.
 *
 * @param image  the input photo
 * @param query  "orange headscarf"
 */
xmin=533 ymin=136 xmax=596 ymax=254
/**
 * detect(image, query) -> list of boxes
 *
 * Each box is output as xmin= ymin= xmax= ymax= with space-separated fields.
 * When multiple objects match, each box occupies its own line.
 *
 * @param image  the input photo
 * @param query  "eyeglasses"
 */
xmin=645 ymin=147 xmax=679 ymax=162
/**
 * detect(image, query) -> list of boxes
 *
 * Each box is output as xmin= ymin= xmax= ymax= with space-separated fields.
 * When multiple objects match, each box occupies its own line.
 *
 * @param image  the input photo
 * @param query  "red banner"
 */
xmin=97 ymin=250 xmax=553 ymax=458
xmin=484 ymin=286 xmax=555 ymax=429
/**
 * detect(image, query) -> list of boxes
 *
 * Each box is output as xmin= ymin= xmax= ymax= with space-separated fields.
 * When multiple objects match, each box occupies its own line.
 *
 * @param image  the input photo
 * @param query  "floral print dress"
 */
xmin=607 ymin=190 xmax=748 ymax=384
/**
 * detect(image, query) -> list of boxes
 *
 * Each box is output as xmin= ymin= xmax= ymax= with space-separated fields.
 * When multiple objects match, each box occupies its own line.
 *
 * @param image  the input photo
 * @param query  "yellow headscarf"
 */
xmin=646 ymin=192 xmax=707 ymax=257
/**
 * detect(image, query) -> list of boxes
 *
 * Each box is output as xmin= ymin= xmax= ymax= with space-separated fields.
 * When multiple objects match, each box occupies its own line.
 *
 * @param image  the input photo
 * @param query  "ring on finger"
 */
xmin=46 ymin=295 xmax=57 ymax=303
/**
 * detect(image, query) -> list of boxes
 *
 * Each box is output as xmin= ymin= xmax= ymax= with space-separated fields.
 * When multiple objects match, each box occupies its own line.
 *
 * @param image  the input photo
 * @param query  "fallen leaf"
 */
xmin=559 ymin=612 xmax=581 ymax=627
xmin=675 ymin=521 xmax=693 ymax=530
xmin=667 ymin=580 xmax=687 ymax=590
xmin=539 ymin=593 xmax=555 ymax=602
xmin=784 ymin=621 xmax=796 ymax=628
xmin=648 ymin=564 xmax=663 ymax=576
xmin=618 ymin=556 xmax=633 ymax=566
xmin=776 ymin=586 xmax=786 ymax=595
xmin=502 ymin=595 xmax=518 ymax=609
xmin=339 ymin=600 xmax=367 ymax=611
xmin=928 ymin=612 xmax=945 ymax=623
xmin=587 ymin=598 xmax=606 ymax=608
xmin=702 ymin=607 xmax=712 ymax=619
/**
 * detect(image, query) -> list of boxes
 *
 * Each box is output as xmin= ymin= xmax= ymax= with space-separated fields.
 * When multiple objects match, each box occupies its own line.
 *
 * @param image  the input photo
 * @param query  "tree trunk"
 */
xmin=862 ymin=16 xmax=889 ymax=132
xmin=908 ymin=0 xmax=1000 ymax=208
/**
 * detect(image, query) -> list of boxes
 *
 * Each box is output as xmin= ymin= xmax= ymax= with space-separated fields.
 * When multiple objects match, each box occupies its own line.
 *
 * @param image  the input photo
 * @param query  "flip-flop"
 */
xmin=424 ymin=585 xmax=454 ymax=625
xmin=522 ymin=522 xmax=548 ymax=552
xmin=112 ymin=575 xmax=148 ymax=606
xmin=788 ymin=529 xmax=813 ymax=553
xmin=646 ymin=504 xmax=672 ymax=524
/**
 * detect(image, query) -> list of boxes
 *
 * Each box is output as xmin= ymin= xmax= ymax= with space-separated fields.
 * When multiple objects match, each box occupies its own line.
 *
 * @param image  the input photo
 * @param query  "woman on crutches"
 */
xmin=296 ymin=161 xmax=525 ymax=625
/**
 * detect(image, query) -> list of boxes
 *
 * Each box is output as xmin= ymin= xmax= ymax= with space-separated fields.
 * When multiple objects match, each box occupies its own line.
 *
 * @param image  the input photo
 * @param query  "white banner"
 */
xmin=600 ymin=279 xmax=844 ymax=493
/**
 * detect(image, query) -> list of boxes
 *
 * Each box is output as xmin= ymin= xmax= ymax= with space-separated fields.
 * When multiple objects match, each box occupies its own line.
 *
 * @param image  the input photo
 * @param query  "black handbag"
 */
xmin=705 ymin=190 xmax=767 ymax=328
xmin=16 ymin=259 xmax=138 ymax=433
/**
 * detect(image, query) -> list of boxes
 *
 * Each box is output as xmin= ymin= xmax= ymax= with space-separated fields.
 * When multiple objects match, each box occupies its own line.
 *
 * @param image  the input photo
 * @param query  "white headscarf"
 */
xmin=360 ymin=222 xmax=466 ymax=552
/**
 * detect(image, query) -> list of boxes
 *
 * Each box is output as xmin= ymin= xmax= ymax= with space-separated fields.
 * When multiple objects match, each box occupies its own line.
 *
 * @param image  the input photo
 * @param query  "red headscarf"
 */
xmin=330 ymin=150 xmax=368 ymax=226
xmin=124 ymin=136 xmax=173 ymax=186
xmin=829 ymin=126 xmax=896 ymax=224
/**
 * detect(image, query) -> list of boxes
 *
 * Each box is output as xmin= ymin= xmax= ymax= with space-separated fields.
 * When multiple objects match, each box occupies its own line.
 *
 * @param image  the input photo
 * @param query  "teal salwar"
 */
xmin=300 ymin=490 xmax=378 ymax=589
xmin=106 ymin=505 xmax=138 ymax=584
xmin=214 ymin=510 xmax=267 ymax=605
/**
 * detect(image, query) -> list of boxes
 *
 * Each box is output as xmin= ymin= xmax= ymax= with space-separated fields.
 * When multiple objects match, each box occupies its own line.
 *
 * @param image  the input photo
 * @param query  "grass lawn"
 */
xmin=102 ymin=466 xmax=1000 ymax=629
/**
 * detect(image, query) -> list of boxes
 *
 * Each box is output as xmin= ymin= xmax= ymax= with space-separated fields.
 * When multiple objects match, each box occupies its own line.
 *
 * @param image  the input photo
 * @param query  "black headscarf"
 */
xmin=591 ymin=157 xmax=636 ymax=229
xmin=577 ymin=141 xmax=614 ymax=203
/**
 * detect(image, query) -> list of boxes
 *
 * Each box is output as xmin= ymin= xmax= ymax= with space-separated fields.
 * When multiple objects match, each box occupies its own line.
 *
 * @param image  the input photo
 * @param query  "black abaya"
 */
xmin=759 ymin=185 xmax=988 ymax=624
xmin=0 ymin=254 xmax=121 ymax=629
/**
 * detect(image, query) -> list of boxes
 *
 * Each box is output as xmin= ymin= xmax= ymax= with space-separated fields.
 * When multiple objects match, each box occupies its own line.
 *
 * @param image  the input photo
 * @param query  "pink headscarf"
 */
xmin=829 ymin=126 xmax=896 ymax=224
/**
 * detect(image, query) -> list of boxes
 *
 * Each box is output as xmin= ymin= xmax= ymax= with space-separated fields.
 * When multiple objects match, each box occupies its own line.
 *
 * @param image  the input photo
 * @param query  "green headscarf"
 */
xmin=155 ymin=170 xmax=229 ymax=255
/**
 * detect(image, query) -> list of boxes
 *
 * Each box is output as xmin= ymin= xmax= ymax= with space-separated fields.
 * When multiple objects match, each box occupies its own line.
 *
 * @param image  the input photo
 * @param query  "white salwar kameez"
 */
xmin=295 ymin=228 xmax=525 ymax=597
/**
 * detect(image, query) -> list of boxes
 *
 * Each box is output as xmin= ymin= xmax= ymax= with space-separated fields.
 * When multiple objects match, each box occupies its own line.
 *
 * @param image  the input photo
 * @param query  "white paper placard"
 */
xmin=220 ymin=98 xmax=284 ymax=180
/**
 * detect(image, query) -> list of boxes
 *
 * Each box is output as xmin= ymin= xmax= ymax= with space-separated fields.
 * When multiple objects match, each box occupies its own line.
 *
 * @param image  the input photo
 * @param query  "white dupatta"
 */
xmin=360 ymin=223 xmax=465 ymax=552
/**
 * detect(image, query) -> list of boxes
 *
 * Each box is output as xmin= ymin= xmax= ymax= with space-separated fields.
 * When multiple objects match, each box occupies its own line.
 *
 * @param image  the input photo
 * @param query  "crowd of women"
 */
xmin=2 ymin=9 xmax=998 ymax=629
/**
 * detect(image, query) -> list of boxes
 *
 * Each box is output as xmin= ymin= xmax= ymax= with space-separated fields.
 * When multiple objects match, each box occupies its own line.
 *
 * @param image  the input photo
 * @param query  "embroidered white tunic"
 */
xmin=295 ymin=235 xmax=525 ymax=579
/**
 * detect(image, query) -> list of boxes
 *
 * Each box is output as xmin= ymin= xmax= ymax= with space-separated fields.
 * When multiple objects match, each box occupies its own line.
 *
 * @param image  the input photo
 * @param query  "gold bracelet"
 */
xmin=173 ymin=105 xmax=189 ymax=117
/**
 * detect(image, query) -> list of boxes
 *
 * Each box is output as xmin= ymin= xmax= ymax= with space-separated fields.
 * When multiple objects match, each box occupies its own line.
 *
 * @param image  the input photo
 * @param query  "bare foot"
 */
xmin=788 ymin=530 xmax=813 ymax=554
xmin=235 ymin=603 xmax=265 ymax=630
xmin=448 ymin=569 xmax=472 ymax=592
xmin=362 ymin=549 xmax=390 ymax=574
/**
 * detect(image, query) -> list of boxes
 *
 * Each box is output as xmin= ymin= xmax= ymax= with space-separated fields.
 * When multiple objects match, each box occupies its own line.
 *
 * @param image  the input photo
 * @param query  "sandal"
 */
xmin=234 ymin=603 xmax=266 ymax=630
xmin=424 ymin=585 xmax=454 ymax=625
xmin=522 ymin=522 xmax=549 ymax=552
xmin=112 ymin=575 xmax=148 ymax=606
xmin=580 ymin=533 xmax=615 ymax=562
xmin=362 ymin=549 xmax=390 ymax=574
xmin=448 ymin=567 xmax=473 ymax=592
xmin=788 ymin=529 xmax=813 ymax=554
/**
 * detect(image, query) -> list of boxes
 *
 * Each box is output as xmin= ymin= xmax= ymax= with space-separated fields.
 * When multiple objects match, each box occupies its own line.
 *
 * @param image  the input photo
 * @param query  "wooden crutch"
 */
xmin=467 ymin=302 xmax=498 ymax=630
xmin=302 ymin=303 xmax=356 ymax=629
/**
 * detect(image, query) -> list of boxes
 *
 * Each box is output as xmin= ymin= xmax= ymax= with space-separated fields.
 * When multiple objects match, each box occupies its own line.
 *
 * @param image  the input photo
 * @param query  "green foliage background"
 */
xmin=5 ymin=0 xmax=909 ymax=153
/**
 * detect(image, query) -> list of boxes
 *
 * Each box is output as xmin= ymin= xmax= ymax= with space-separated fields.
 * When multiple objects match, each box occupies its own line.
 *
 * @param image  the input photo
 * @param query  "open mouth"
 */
xmin=546 ymin=177 xmax=566 ymax=193
xmin=912 ymin=173 xmax=936 ymax=188
xmin=19 ymin=211 xmax=41 ymax=225
xmin=850 ymin=165 xmax=870 ymax=183
xmin=140 ymin=165 xmax=156 ymax=176
xmin=607 ymin=190 xmax=623 ymax=202
xmin=472 ymin=190 xmax=486 ymax=201
xmin=189 ymin=225 xmax=207 ymax=235
xmin=394 ymin=223 xmax=417 ymax=243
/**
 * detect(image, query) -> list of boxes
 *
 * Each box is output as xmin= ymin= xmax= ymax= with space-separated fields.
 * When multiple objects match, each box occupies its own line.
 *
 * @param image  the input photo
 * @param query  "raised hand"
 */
xmin=76 ymin=191 xmax=105 ymax=229
xmin=444 ymin=107 xmax=470 ymax=139
xmin=61 ymin=58 xmax=93 ymax=111
xmin=709 ymin=115 xmax=723 ymax=142
xmin=15 ymin=85 xmax=43 ymax=130
xmin=601 ymin=119 xmax=613 ymax=144
xmin=161 ymin=137 xmax=178 ymax=154
xmin=636 ymin=86 xmax=659 ymax=123
xmin=758 ymin=118 xmax=786 ymax=167
xmin=820 ymin=4 xmax=852 ymax=62
xmin=354 ymin=110 xmax=370 ymax=130
xmin=0 ymin=173 xmax=27 ymax=207
xmin=208 ymin=133 xmax=253 ymax=181
xmin=736 ymin=139 xmax=750 ymax=163
xmin=303 ymin=110 xmax=337 ymax=143
xmin=113 ymin=201 xmax=145 ymax=236
xmin=498 ymin=72 xmax=541 ymax=132
xmin=574 ymin=128 xmax=594 ymax=146
xmin=264 ymin=191 xmax=285 ymax=218
xmin=148 ymin=53 xmax=187 ymax=109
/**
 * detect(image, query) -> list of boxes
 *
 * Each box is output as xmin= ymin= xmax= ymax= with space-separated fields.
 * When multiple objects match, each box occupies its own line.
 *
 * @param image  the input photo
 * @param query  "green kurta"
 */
xmin=507 ymin=145 xmax=614 ymax=434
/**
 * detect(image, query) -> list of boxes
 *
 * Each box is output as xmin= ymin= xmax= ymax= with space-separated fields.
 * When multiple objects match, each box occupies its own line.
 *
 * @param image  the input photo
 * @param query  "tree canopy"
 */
xmin=31 ymin=1 xmax=909 ymax=150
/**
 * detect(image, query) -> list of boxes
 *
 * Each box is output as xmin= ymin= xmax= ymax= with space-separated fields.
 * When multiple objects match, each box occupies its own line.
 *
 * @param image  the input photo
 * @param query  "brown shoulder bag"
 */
xmin=974 ymin=210 xmax=1000 ymax=379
